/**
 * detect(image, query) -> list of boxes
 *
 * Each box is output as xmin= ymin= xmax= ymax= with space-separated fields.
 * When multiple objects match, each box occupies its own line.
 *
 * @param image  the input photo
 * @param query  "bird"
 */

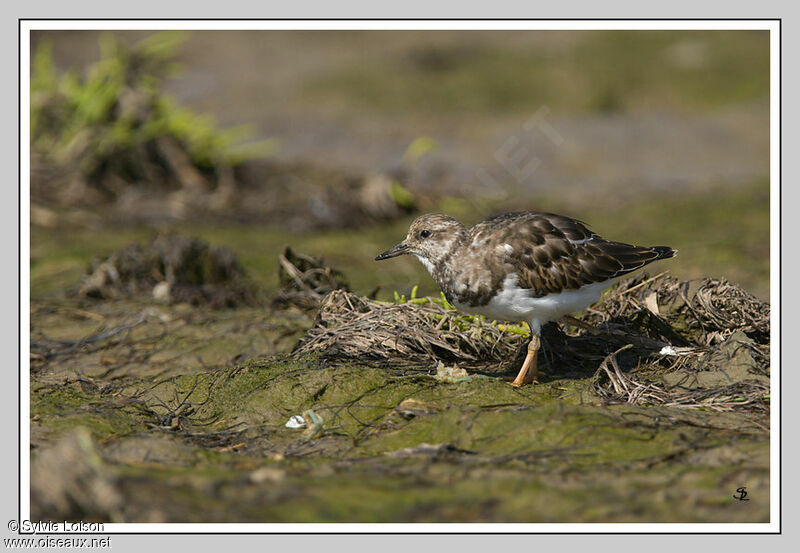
xmin=375 ymin=211 xmax=676 ymax=387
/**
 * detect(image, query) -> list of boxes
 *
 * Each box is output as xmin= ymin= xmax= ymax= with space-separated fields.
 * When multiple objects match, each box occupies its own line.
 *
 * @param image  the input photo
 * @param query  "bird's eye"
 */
xmin=420 ymin=229 xmax=432 ymax=239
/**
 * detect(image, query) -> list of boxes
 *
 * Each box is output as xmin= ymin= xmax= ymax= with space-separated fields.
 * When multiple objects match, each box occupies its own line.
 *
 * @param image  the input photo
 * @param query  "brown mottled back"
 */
xmin=460 ymin=211 xmax=675 ymax=301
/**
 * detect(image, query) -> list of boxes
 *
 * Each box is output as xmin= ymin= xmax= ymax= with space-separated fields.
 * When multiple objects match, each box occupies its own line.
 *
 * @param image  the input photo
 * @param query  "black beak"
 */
xmin=375 ymin=241 xmax=410 ymax=261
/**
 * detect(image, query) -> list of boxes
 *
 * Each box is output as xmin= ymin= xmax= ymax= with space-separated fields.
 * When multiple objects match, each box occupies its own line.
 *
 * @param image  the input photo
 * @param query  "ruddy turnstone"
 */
xmin=375 ymin=211 xmax=676 ymax=387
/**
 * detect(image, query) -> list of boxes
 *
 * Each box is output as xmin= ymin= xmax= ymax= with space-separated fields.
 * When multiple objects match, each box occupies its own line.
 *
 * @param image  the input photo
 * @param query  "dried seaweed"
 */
xmin=271 ymin=247 xmax=350 ymax=311
xmin=79 ymin=233 xmax=260 ymax=308
xmin=293 ymin=290 xmax=527 ymax=370
xmin=584 ymin=273 xmax=769 ymax=345
xmin=294 ymin=273 xmax=771 ymax=413
xmin=592 ymin=342 xmax=770 ymax=414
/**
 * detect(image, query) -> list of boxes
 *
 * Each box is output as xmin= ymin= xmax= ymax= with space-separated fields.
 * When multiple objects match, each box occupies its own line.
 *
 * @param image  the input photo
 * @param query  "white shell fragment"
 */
xmin=659 ymin=346 xmax=696 ymax=356
xmin=644 ymin=292 xmax=660 ymax=315
xmin=285 ymin=415 xmax=306 ymax=429
xmin=434 ymin=361 xmax=470 ymax=383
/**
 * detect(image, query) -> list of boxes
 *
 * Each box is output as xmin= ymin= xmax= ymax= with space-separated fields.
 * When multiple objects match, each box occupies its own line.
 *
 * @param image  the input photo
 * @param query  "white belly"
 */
xmin=452 ymin=274 xmax=615 ymax=333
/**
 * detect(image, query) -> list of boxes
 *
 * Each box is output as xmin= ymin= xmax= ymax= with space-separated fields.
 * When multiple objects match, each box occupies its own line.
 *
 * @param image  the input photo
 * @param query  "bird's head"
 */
xmin=375 ymin=213 xmax=468 ymax=268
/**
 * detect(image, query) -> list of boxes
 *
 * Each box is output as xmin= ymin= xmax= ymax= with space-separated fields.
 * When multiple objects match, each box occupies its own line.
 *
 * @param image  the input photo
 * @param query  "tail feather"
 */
xmin=599 ymin=242 xmax=677 ymax=279
xmin=651 ymin=246 xmax=677 ymax=259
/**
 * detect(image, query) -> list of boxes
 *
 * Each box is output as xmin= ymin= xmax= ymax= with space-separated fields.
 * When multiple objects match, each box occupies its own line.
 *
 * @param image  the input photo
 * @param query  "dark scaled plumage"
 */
xmin=376 ymin=211 xmax=676 ymax=307
xmin=470 ymin=211 xmax=675 ymax=298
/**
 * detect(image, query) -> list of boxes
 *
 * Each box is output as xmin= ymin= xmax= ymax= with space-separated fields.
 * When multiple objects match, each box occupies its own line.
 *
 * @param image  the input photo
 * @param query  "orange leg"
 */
xmin=510 ymin=334 xmax=541 ymax=387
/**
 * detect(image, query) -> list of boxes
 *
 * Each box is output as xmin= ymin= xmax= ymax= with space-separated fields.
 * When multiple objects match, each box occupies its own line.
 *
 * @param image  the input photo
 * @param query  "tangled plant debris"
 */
xmin=271 ymin=247 xmax=350 ymax=311
xmin=293 ymin=288 xmax=529 ymax=369
xmin=582 ymin=274 xmax=769 ymax=345
xmin=295 ymin=273 xmax=770 ymax=414
xmin=586 ymin=274 xmax=770 ymax=413
xmin=80 ymin=233 xmax=260 ymax=308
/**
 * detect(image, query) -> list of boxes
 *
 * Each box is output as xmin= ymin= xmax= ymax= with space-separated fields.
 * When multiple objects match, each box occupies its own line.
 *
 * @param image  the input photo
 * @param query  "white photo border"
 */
xmin=19 ymin=18 xmax=781 ymax=534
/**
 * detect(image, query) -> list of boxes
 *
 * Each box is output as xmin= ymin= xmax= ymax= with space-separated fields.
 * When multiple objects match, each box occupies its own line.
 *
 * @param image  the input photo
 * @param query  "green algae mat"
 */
xmin=29 ymin=240 xmax=770 ymax=523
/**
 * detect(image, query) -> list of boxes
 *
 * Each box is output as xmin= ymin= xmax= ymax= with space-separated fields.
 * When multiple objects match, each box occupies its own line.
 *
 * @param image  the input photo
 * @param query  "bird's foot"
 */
xmin=508 ymin=334 xmax=541 ymax=387
xmin=508 ymin=375 xmax=539 ymax=388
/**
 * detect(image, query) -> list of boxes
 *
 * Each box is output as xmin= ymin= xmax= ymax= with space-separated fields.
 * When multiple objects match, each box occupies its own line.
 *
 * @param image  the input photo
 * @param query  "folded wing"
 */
xmin=471 ymin=212 xmax=676 ymax=297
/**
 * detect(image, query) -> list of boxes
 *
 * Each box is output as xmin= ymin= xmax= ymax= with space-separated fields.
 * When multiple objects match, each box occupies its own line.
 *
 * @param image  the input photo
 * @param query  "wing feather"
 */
xmin=470 ymin=211 xmax=676 ymax=297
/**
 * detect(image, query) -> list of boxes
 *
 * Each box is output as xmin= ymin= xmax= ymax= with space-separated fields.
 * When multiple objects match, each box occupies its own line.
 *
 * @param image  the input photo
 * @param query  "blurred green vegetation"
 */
xmin=31 ymin=32 xmax=276 ymax=184
xmin=28 ymin=30 xmax=770 ymax=301
xmin=307 ymin=30 xmax=769 ymax=114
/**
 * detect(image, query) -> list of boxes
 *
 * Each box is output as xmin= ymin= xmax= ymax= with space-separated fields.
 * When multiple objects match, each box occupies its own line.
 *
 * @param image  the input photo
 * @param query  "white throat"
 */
xmin=414 ymin=254 xmax=436 ymax=276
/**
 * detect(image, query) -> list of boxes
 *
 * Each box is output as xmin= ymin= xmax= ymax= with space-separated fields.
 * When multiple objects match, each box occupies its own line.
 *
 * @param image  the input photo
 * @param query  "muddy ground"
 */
xmin=29 ymin=305 xmax=770 ymax=523
xmin=29 ymin=235 xmax=770 ymax=523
